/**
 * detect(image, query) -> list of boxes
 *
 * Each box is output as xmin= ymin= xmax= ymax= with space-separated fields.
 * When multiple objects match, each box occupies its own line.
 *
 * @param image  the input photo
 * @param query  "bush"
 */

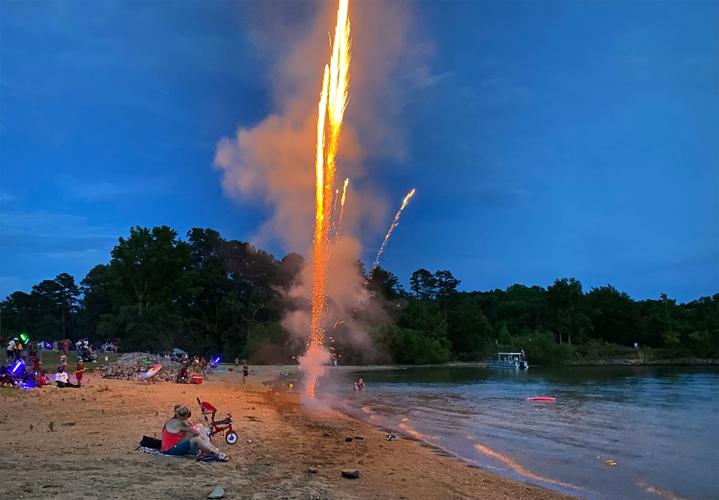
xmin=511 ymin=330 xmax=575 ymax=366
xmin=386 ymin=325 xmax=451 ymax=365
xmin=243 ymin=322 xmax=289 ymax=363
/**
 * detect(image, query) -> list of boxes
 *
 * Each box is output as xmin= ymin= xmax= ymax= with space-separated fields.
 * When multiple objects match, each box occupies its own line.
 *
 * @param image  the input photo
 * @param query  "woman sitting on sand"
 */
xmin=161 ymin=405 xmax=229 ymax=461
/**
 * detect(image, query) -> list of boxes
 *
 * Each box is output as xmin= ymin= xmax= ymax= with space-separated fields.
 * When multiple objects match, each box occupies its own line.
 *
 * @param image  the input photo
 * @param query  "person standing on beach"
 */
xmin=14 ymin=339 xmax=24 ymax=360
xmin=6 ymin=338 xmax=15 ymax=362
xmin=75 ymin=359 xmax=85 ymax=387
xmin=242 ymin=360 xmax=249 ymax=384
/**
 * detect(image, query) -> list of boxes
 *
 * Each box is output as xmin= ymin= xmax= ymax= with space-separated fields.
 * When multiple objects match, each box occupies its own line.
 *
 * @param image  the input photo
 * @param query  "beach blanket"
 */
xmin=136 ymin=447 xmax=224 ymax=462
xmin=136 ymin=446 xmax=168 ymax=456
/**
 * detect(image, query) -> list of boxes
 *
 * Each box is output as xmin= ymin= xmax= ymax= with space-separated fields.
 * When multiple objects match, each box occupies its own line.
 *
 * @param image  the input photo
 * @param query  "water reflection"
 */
xmin=342 ymin=366 xmax=719 ymax=500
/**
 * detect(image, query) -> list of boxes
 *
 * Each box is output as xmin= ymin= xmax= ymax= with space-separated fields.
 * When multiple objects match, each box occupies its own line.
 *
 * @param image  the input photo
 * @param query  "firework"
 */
xmin=336 ymin=177 xmax=350 ymax=237
xmin=306 ymin=0 xmax=351 ymax=399
xmin=370 ymin=188 xmax=416 ymax=273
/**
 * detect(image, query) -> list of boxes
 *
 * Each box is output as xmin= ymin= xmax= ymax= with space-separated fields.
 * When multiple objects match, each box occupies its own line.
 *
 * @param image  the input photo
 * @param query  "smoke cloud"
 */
xmin=213 ymin=1 xmax=426 ymax=380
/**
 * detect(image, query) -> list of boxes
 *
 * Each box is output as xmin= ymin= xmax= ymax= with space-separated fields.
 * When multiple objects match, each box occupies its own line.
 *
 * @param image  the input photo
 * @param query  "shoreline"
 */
xmin=571 ymin=358 xmax=719 ymax=366
xmin=229 ymin=359 xmax=719 ymax=372
xmin=0 ymin=365 xmax=570 ymax=499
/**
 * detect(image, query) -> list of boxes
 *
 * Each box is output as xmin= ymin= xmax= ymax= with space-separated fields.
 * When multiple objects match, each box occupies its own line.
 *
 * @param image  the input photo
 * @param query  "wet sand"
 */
xmin=0 ymin=366 xmax=570 ymax=499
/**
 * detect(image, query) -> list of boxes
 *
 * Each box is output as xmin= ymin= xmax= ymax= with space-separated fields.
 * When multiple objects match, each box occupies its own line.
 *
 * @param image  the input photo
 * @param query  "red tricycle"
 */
xmin=196 ymin=397 xmax=238 ymax=445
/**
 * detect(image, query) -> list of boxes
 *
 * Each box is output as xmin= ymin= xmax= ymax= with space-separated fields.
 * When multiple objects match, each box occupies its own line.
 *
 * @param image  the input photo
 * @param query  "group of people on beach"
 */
xmin=172 ymin=354 xmax=249 ymax=385
xmin=175 ymin=354 xmax=209 ymax=384
xmin=2 ymin=336 xmax=87 ymax=389
xmin=54 ymin=352 xmax=84 ymax=388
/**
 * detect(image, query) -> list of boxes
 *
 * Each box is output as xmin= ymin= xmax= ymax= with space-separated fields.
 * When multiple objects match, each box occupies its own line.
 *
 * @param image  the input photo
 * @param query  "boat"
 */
xmin=488 ymin=352 xmax=528 ymax=370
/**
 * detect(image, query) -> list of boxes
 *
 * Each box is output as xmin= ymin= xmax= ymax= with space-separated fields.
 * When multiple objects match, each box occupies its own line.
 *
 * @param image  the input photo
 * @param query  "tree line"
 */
xmin=2 ymin=226 xmax=717 ymax=365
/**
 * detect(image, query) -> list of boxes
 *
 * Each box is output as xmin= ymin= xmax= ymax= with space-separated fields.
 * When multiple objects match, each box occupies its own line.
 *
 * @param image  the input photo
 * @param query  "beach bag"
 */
xmin=140 ymin=435 xmax=162 ymax=450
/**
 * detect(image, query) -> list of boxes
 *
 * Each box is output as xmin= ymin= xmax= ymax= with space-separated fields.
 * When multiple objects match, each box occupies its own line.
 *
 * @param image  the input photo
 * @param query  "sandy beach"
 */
xmin=0 ymin=366 xmax=569 ymax=500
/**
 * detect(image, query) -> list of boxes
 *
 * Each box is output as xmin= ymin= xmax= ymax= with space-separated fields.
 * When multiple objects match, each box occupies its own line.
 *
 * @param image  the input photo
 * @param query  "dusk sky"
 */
xmin=1 ymin=0 xmax=717 ymax=302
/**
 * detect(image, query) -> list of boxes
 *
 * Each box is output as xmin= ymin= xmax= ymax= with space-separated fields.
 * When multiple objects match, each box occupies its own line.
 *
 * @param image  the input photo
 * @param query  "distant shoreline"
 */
xmin=571 ymin=357 xmax=719 ymax=366
xmin=236 ymin=359 xmax=719 ymax=372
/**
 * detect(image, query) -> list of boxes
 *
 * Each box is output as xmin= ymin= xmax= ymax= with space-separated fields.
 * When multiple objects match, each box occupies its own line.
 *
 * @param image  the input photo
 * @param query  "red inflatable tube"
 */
xmin=527 ymin=396 xmax=556 ymax=402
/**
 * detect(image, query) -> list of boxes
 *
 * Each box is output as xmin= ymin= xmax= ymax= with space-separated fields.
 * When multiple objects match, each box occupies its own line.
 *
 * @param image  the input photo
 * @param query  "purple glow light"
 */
xmin=11 ymin=359 xmax=24 ymax=375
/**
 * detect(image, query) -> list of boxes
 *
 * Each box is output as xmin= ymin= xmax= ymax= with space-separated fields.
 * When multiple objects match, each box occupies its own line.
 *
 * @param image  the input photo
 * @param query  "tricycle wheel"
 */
xmin=226 ymin=431 xmax=238 ymax=445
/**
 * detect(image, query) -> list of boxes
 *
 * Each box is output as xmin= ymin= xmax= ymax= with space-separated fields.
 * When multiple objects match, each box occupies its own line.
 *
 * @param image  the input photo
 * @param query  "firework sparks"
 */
xmin=370 ymin=188 xmax=416 ymax=273
xmin=305 ymin=0 xmax=351 ymax=400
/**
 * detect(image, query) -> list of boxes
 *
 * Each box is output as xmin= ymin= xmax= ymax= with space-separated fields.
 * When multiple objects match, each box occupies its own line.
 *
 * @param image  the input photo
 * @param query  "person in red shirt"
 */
xmin=75 ymin=359 xmax=85 ymax=387
xmin=160 ymin=405 xmax=228 ymax=461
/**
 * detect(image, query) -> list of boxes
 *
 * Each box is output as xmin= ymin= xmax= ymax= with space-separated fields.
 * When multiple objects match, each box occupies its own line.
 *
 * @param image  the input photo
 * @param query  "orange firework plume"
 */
xmin=371 ymin=188 xmax=416 ymax=273
xmin=306 ymin=0 xmax=351 ymax=399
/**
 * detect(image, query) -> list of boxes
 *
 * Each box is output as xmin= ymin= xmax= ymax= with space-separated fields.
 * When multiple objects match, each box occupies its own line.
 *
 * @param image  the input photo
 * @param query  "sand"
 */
xmin=0 ymin=366 xmax=570 ymax=499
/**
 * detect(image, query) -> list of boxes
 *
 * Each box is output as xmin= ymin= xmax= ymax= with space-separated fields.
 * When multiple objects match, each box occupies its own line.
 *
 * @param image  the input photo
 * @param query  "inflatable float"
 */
xmin=138 ymin=363 xmax=162 ymax=380
xmin=527 ymin=396 xmax=556 ymax=402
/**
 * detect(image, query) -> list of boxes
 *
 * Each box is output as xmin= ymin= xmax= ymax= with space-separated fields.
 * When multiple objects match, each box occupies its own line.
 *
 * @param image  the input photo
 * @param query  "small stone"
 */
xmin=341 ymin=469 xmax=360 ymax=479
xmin=246 ymin=439 xmax=253 ymax=444
xmin=208 ymin=486 xmax=225 ymax=499
xmin=308 ymin=466 xmax=318 ymax=474
xmin=345 ymin=437 xmax=353 ymax=442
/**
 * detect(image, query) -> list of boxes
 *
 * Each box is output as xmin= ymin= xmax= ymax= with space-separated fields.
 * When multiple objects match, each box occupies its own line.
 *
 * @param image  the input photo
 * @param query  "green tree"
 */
xmin=79 ymin=265 xmax=114 ymax=340
xmin=546 ymin=278 xmax=590 ymax=345
xmin=110 ymin=226 xmax=190 ymax=318
xmin=585 ymin=285 xmax=639 ymax=345
xmin=447 ymin=295 xmax=493 ymax=359
xmin=367 ymin=266 xmax=404 ymax=300
xmin=410 ymin=268 xmax=437 ymax=299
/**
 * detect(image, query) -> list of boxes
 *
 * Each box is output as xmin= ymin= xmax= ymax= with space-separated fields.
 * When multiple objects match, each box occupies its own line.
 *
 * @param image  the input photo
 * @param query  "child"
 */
xmin=242 ymin=361 xmax=249 ymax=384
xmin=75 ymin=359 xmax=85 ymax=387
xmin=55 ymin=367 xmax=78 ymax=388
xmin=59 ymin=353 xmax=67 ymax=370
xmin=176 ymin=362 xmax=190 ymax=384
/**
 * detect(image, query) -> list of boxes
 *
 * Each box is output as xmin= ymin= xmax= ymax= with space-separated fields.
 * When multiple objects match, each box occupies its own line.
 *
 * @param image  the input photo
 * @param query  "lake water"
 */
xmin=336 ymin=366 xmax=719 ymax=499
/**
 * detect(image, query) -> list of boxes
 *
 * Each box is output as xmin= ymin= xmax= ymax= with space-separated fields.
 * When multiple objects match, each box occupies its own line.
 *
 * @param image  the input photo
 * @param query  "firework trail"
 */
xmin=330 ymin=188 xmax=340 ymax=235
xmin=336 ymin=177 xmax=350 ymax=237
xmin=305 ymin=0 xmax=351 ymax=400
xmin=370 ymin=187 xmax=416 ymax=273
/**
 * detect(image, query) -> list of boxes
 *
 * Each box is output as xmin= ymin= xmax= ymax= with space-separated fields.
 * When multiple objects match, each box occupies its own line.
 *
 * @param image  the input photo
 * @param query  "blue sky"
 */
xmin=1 ymin=0 xmax=717 ymax=302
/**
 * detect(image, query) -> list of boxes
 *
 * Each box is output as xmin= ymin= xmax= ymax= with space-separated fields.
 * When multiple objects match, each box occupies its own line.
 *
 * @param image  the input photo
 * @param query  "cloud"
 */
xmin=0 ymin=190 xmax=17 ymax=204
xmin=56 ymin=175 xmax=172 ymax=202
xmin=0 ymin=211 xmax=119 ymax=255
xmin=406 ymin=66 xmax=452 ymax=89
